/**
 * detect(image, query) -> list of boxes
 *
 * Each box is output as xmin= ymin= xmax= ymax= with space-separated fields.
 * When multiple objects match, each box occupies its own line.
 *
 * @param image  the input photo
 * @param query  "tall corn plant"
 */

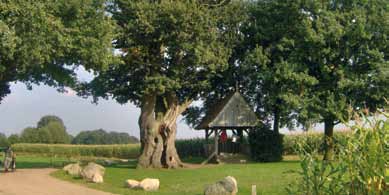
xmin=286 ymin=139 xmax=348 ymax=195
xmin=287 ymin=108 xmax=388 ymax=195
xmin=341 ymin=111 xmax=388 ymax=194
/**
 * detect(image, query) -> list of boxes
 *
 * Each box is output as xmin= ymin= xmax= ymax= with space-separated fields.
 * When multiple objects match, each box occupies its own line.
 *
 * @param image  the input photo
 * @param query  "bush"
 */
xmin=12 ymin=143 xmax=140 ymax=159
xmin=249 ymin=124 xmax=284 ymax=162
xmin=175 ymin=138 xmax=209 ymax=158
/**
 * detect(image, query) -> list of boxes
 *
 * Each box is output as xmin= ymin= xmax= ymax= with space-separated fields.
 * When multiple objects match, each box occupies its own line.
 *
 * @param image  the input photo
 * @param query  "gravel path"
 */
xmin=0 ymin=169 xmax=115 ymax=195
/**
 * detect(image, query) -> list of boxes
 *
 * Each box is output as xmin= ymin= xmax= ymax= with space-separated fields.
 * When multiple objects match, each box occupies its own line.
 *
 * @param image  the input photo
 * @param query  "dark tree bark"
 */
xmin=323 ymin=118 xmax=335 ymax=161
xmin=137 ymin=93 xmax=192 ymax=169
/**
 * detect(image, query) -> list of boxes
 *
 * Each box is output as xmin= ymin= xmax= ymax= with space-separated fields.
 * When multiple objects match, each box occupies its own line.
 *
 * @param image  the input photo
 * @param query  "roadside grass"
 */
xmin=0 ymin=154 xmax=71 ymax=169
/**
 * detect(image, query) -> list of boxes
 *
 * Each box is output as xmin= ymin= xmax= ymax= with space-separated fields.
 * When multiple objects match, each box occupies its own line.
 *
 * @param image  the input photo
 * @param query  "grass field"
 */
xmin=4 ymin=154 xmax=387 ymax=195
xmin=1 ymin=154 xmax=300 ymax=195
xmin=52 ymin=159 xmax=300 ymax=195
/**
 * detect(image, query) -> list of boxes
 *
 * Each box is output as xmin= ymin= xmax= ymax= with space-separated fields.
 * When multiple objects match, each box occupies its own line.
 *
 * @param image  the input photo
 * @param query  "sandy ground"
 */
xmin=0 ymin=169 xmax=115 ymax=195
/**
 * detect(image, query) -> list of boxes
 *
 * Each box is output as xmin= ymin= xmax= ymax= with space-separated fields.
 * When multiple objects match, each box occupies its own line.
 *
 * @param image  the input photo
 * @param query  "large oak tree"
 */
xmin=239 ymin=0 xmax=317 ymax=133
xmin=296 ymin=0 xmax=389 ymax=160
xmin=184 ymin=1 xmax=318 ymax=133
xmin=83 ymin=0 xmax=238 ymax=168
xmin=0 ymin=0 xmax=114 ymax=102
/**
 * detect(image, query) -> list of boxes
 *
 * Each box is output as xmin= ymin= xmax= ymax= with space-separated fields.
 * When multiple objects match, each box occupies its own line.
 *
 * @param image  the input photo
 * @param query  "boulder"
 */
xmin=81 ymin=162 xmax=105 ymax=182
xmin=63 ymin=163 xmax=82 ymax=177
xmin=126 ymin=179 xmax=140 ymax=189
xmin=139 ymin=178 xmax=160 ymax=191
xmin=204 ymin=176 xmax=238 ymax=195
xmin=92 ymin=173 xmax=104 ymax=183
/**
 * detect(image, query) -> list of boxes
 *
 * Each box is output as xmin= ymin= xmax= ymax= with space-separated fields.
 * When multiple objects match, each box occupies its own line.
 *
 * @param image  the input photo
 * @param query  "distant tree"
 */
xmin=0 ymin=133 xmax=9 ymax=147
xmin=20 ymin=115 xmax=71 ymax=144
xmin=72 ymin=129 xmax=138 ymax=145
xmin=81 ymin=0 xmax=239 ymax=168
xmin=0 ymin=0 xmax=114 ymax=102
xmin=7 ymin=134 xmax=20 ymax=144
xmin=20 ymin=127 xmax=39 ymax=143
xmin=41 ymin=121 xmax=70 ymax=144
xmin=72 ymin=129 xmax=105 ymax=145
xmin=37 ymin=115 xmax=64 ymax=128
xmin=36 ymin=127 xmax=53 ymax=143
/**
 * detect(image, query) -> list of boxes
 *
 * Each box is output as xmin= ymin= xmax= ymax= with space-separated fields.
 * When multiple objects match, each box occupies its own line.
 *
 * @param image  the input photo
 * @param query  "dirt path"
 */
xmin=0 ymin=169 xmax=115 ymax=195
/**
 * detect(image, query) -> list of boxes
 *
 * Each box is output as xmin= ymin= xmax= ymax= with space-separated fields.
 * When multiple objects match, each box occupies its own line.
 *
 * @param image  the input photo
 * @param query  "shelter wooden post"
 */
xmin=214 ymin=129 xmax=219 ymax=156
xmin=238 ymin=129 xmax=244 ymax=142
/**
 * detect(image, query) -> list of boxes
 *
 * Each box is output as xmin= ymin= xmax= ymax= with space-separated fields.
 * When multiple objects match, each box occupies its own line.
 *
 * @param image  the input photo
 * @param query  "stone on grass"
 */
xmin=92 ymin=173 xmax=104 ymax=183
xmin=81 ymin=162 xmax=105 ymax=182
xmin=139 ymin=178 xmax=160 ymax=191
xmin=204 ymin=176 xmax=238 ymax=195
xmin=63 ymin=163 xmax=82 ymax=177
xmin=126 ymin=179 xmax=140 ymax=189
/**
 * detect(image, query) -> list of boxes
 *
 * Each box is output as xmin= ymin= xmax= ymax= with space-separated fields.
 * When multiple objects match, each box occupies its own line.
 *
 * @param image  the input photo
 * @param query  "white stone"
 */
xmin=126 ymin=179 xmax=140 ymax=189
xmin=92 ymin=174 xmax=104 ymax=183
xmin=81 ymin=162 xmax=105 ymax=182
xmin=225 ymin=176 xmax=238 ymax=194
xmin=139 ymin=178 xmax=160 ymax=191
xmin=204 ymin=176 xmax=238 ymax=195
xmin=63 ymin=163 xmax=82 ymax=177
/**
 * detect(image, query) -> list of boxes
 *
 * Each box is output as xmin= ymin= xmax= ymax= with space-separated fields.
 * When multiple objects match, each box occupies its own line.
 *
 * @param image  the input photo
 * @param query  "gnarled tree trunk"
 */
xmin=137 ymin=93 xmax=191 ymax=169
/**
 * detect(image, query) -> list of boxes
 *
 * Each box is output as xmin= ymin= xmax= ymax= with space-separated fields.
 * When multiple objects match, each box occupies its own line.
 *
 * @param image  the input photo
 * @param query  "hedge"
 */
xmin=175 ymin=138 xmax=209 ymax=158
xmin=12 ymin=143 xmax=140 ymax=159
xmin=12 ymin=140 xmax=209 ymax=159
xmin=11 ymin=131 xmax=351 ymax=159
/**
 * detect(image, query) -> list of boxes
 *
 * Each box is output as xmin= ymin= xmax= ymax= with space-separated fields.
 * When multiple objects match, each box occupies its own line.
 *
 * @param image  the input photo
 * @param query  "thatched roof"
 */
xmin=195 ymin=91 xmax=260 ymax=130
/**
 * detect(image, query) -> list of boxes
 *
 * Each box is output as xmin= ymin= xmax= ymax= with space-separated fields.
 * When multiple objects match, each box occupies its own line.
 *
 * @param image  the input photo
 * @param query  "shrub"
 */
xmin=175 ymin=138 xmax=209 ymax=158
xmin=249 ymin=124 xmax=284 ymax=162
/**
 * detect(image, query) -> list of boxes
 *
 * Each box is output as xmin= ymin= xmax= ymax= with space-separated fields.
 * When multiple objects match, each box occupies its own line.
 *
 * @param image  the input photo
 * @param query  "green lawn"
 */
xmin=52 ymin=159 xmax=300 ymax=195
xmin=1 ymin=154 xmax=300 ymax=195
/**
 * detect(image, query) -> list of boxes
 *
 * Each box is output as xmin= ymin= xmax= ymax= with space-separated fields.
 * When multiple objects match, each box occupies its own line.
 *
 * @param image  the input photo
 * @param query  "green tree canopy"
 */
xmin=0 ymin=0 xmax=114 ymax=102
xmin=184 ymin=0 xmax=317 ymax=133
xmin=294 ymin=0 xmax=389 ymax=159
xmin=82 ymin=0 xmax=240 ymax=168
xmin=37 ymin=115 xmax=65 ymax=128
xmin=72 ymin=129 xmax=138 ymax=145
xmin=7 ymin=134 xmax=20 ymax=144
xmin=239 ymin=0 xmax=318 ymax=133
xmin=0 ymin=133 xmax=9 ymax=147
xmin=20 ymin=115 xmax=71 ymax=144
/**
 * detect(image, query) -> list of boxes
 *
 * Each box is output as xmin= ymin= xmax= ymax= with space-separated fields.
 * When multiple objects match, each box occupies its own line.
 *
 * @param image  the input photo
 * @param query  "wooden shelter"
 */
xmin=195 ymin=91 xmax=260 ymax=164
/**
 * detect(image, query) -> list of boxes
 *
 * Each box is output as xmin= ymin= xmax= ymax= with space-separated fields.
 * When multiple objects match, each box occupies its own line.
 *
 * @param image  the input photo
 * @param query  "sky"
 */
xmin=0 ymin=68 xmax=204 ymax=139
